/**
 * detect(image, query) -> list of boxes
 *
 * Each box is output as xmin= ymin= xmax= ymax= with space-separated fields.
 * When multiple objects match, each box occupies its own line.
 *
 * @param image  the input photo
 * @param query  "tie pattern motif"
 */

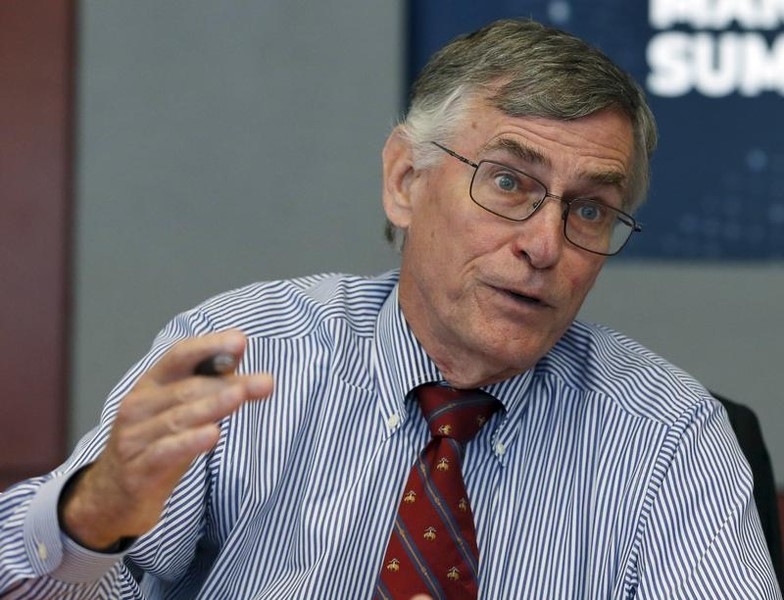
xmin=376 ymin=385 xmax=500 ymax=600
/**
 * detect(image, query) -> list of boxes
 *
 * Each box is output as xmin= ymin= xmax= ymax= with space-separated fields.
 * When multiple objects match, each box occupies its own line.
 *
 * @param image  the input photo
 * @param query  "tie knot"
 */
xmin=416 ymin=384 xmax=500 ymax=443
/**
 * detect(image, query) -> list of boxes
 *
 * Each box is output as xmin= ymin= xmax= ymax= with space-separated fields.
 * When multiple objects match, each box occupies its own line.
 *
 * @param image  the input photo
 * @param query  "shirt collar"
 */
xmin=373 ymin=281 xmax=441 ymax=428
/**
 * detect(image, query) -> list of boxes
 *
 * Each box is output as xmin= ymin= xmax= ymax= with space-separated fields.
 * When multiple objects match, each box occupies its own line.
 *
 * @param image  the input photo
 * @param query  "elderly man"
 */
xmin=0 ymin=18 xmax=779 ymax=599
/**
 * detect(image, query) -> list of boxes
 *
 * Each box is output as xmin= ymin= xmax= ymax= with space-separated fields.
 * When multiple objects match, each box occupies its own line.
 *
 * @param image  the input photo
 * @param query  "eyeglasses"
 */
xmin=431 ymin=142 xmax=641 ymax=256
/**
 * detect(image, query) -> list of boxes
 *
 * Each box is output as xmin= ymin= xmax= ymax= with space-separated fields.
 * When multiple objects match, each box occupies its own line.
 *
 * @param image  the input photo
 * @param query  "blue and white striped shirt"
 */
xmin=0 ymin=270 xmax=780 ymax=598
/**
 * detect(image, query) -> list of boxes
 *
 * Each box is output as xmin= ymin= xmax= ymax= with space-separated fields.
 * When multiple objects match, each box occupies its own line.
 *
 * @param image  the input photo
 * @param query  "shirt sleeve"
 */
xmin=633 ymin=398 xmax=782 ymax=599
xmin=0 ymin=309 xmax=216 ymax=598
xmin=0 ymin=437 xmax=148 ymax=598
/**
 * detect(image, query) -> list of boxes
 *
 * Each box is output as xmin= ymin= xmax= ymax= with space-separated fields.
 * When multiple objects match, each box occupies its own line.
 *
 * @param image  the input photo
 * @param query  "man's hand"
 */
xmin=59 ymin=330 xmax=273 ymax=550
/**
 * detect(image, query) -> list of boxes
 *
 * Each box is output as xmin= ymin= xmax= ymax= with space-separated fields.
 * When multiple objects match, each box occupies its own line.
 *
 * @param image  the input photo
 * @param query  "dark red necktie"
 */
xmin=376 ymin=385 xmax=500 ymax=600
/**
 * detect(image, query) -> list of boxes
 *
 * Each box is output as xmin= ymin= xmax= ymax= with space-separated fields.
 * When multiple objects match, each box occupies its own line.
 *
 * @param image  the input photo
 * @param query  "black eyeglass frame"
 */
xmin=431 ymin=141 xmax=642 ymax=256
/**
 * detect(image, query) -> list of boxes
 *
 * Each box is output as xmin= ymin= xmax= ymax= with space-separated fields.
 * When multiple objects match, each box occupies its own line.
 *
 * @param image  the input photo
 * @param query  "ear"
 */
xmin=382 ymin=126 xmax=416 ymax=231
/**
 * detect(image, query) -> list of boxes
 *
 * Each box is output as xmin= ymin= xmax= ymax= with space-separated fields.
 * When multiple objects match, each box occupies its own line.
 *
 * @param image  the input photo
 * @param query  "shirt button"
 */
xmin=495 ymin=442 xmax=506 ymax=456
xmin=37 ymin=541 xmax=48 ymax=561
xmin=387 ymin=414 xmax=400 ymax=429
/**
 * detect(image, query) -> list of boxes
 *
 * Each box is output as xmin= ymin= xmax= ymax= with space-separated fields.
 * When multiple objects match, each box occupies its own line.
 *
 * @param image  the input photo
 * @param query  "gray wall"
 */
xmin=73 ymin=2 xmax=783 ymax=485
xmin=72 ymin=0 xmax=402 ymax=436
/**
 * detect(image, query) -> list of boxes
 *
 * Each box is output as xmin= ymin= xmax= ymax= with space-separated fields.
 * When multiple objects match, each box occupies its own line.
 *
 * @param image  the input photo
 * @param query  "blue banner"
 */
xmin=408 ymin=1 xmax=784 ymax=259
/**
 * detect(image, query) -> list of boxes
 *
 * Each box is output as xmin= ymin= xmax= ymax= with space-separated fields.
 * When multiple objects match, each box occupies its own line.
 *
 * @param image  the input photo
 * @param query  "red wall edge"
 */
xmin=0 ymin=0 xmax=75 ymax=491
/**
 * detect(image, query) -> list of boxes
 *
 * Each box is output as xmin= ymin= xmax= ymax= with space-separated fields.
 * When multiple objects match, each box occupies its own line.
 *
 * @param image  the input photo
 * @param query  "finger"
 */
xmin=116 ymin=376 xmax=274 ymax=449
xmin=151 ymin=423 xmax=221 ymax=483
xmin=126 ymin=383 xmax=246 ymax=448
xmin=119 ymin=376 xmax=229 ymax=423
xmin=145 ymin=330 xmax=248 ymax=385
xmin=116 ymin=422 xmax=224 ymax=502
xmin=119 ymin=372 xmax=273 ymax=421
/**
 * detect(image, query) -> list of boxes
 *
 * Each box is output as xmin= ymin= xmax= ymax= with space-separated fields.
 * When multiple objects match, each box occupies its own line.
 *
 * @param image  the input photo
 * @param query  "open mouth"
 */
xmin=502 ymin=288 xmax=544 ymax=306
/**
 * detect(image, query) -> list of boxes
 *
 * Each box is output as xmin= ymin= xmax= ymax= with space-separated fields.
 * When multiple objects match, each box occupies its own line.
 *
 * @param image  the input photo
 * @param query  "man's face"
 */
xmin=383 ymin=101 xmax=635 ymax=388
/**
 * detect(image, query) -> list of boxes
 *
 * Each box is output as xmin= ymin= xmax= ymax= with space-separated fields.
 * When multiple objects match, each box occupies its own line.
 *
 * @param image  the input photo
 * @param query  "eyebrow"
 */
xmin=483 ymin=138 xmax=550 ymax=167
xmin=481 ymin=137 xmax=628 ymax=191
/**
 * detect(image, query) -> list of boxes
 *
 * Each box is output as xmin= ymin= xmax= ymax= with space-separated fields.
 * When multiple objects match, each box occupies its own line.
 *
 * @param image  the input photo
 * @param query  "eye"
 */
xmin=574 ymin=201 xmax=606 ymax=223
xmin=493 ymin=172 xmax=519 ymax=193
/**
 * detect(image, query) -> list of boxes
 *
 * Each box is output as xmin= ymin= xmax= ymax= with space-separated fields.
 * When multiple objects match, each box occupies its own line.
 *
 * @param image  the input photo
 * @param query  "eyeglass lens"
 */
xmin=470 ymin=161 xmax=633 ymax=255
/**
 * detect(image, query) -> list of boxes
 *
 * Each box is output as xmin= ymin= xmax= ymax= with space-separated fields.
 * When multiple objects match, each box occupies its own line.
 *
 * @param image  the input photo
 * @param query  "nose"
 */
xmin=512 ymin=196 xmax=566 ymax=269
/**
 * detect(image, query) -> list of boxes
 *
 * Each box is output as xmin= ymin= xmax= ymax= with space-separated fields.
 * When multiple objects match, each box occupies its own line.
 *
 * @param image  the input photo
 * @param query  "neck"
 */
xmin=398 ymin=275 xmax=534 ymax=389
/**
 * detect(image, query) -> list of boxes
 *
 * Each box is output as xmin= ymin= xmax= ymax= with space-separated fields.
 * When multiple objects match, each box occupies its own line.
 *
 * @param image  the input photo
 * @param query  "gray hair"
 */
xmin=385 ymin=18 xmax=657 ymax=244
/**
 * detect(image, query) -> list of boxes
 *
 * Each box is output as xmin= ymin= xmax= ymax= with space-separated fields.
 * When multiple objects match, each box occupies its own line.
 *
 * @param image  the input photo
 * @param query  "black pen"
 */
xmin=193 ymin=353 xmax=237 ymax=377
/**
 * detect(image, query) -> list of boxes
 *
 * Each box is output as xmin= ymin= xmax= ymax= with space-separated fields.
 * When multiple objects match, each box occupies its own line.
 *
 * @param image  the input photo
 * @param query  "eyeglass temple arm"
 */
xmin=430 ymin=142 xmax=479 ymax=168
